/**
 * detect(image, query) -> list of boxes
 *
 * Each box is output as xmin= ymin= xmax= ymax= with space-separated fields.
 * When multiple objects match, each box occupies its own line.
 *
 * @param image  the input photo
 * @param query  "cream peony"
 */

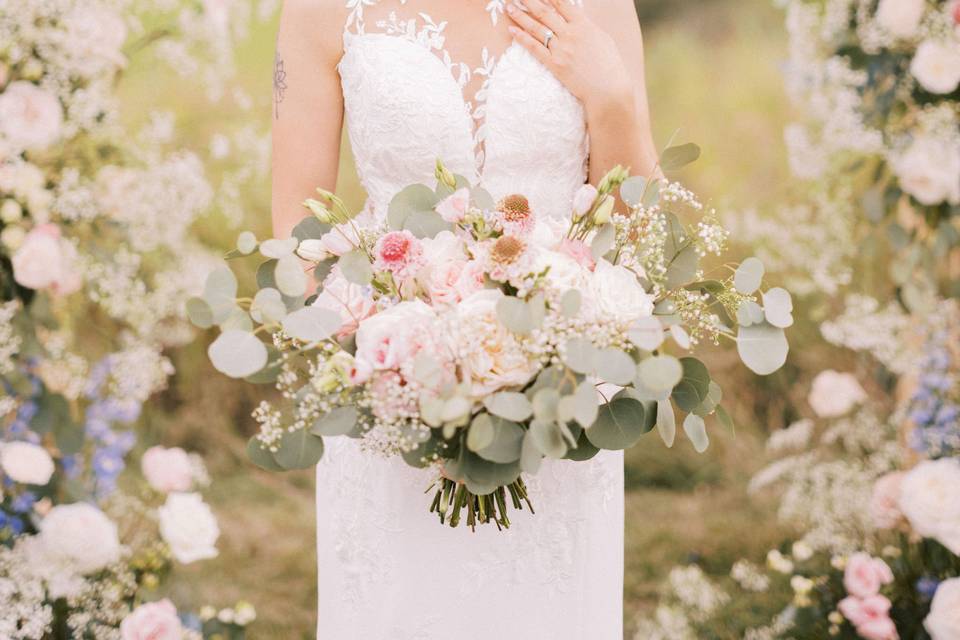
xmin=158 ymin=492 xmax=220 ymax=564
xmin=808 ymin=370 xmax=868 ymax=418
xmin=588 ymin=259 xmax=653 ymax=323
xmin=39 ymin=503 xmax=121 ymax=574
xmin=311 ymin=266 xmax=377 ymax=337
xmin=893 ymin=134 xmax=960 ymax=205
xmin=925 ymin=578 xmax=960 ymax=640
xmin=456 ymin=289 xmax=538 ymax=396
xmin=0 ymin=441 xmax=54 ymax=485
xmin=0 ymin=82 xmax=63 ymax=151
xmin=354 ymin=300 xmax=437 ymax=372
xmin=120 ymin=600 xmax=183 ymax=640
xmin=141 ymin=446 xmax=194 ymax=493
xmin=899 ymin=459 xmax=960 ymax=554
xmin=911 ymin=40 xmax=960 ymax=95
xmin=11 ymin=224 xmax=82 ymax=295
xmin=876 ymin=0 xmax=926 ymax=39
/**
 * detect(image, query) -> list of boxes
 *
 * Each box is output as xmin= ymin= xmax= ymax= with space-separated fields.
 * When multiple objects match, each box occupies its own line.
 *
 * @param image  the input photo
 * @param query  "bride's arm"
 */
xmin=505 ymin=0 xmax=659 ymax=184
xmin=271 ymin=0 xmax=345 ymax=239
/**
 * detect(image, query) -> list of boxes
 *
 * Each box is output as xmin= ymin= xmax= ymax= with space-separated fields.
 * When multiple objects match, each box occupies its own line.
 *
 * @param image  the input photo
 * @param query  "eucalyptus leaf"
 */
xmin=664 ymin=244 xmax=699 ymax=290
xmin=564 ymin=428 xmax=600 ymax=462
xmin=716 ymin=404 xmax=736 ymax=436
xmin=637 ymin=355 xmax=683 ymax=392
xmin=620 ymin=176 xmax=647 ymax=208
xmin=672 ymin=357 xmax=710 ymax=412
xmin=496 ymin=296 xmax=537 ymax=335
xmin=220 ymin=307 xmax=254 ymax=331
xmin=208 ymin=330 xmax=268 ymax=378
xmin=186 ymin=297 xmax=214 ymax=329
xmin=596 ymin=348 xmax=636 ymax=386
xmin=656 ymin=398 xmax=676 ymax=448
xmin=683 ymin=413 xmax=709 ymax=453
xmin=762 ymin=287 xmax=794 ymax=329
xmin=403 ymin=211 xmax=453 ymax=239
xmin=670 ymin=325 xmax=691 ymax=349
xmin=275 ymin=254 xmax=308 ymax=297
xmin=310 ymin=406 xmax=358 ymax=437
xmin=292 ymin=216 xmax=331 ymax=242
xmin=530 ymin=419 xmax=568 ymax=459
xmin=247 ymin=437 xmax=285 ymax=472
xmin=627 ymin=316 xmax=664 ymax=351
xmin=260 ymin=237 xmax=299 ymax=259
xmin=591 ymin=224 xmax=617 ymax=260
xmin=660 ymin=143 xmax=701 ymax=171
xmin=203 ymin=266 xmax=238 ymax=323
xmin=273 ymin=428 xmax=325 ymax=470
xmin=571 ymin=381 xmax=599 ymax=429
xmin=563 ymin=337 xmax=597 ymax=375
xmin=734 ymin=257 xmax=764 ymax=295
xmin=387 ymin=184 xmax=439 ymax=229
xmin=475 ymin=417 xmax=525 ymax=464
xmin=338 ymin=250 xmax=374 ymax=285
xmin=520 ymin=432 xmax=544 ymax=474
xmin=484 ymin=392 xmax=534 ymax=422
xmin=586 ymin=398 xmax=649 ymax=450
xmin=737 ymin=322 xmax=789 ymax=375
xmin=282 ymin=306 xmax=342 ymax=342
xmin=560 ymin=289 xmax=582 ymax=318
xmin=737 ymin=300 xmax=765 ymax=327
xmin=251 ymin=288 xmax=286 ymax=324
xmin=236 ymin=231 xmax=257 ymax=255
xmin=471 ymin=186 xmax=496 ymax=211
xmin=467 ymin=414 xmax=496 ymax=452
xmin=642 ymin=179 xmax=661 ymax=208
xmin=532 ymin=388 xmax=561 ymax=422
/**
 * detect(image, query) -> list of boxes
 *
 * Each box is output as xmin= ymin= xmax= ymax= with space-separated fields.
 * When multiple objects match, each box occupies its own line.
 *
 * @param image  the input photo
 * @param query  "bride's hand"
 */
xmin=506 ymin=0 xmax=635 ymax=116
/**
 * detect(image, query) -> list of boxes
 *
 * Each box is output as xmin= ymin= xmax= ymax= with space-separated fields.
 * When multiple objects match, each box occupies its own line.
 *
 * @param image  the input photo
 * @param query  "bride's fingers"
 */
xmin=506 ymin=5 xmax=554 ymax=46
xmin=508 ymin=25 xmax=552 ymax=67
xmin=546 ymin=0 xmax=579 ymax=23
xmin=520 ymin=0 xmax=568 ymax=33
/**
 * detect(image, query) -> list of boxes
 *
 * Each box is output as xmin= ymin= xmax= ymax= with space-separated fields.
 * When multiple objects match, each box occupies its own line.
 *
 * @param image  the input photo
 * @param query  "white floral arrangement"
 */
xmin=778 ymin=0 xmax=960 ymax=299
xmin=193 ymin=150 xmax=791 ymax=529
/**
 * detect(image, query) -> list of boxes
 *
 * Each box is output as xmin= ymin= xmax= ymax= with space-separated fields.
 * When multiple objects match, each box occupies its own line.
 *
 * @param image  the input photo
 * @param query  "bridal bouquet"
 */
xmin=192 ymin=149 xmax=791 ymax=529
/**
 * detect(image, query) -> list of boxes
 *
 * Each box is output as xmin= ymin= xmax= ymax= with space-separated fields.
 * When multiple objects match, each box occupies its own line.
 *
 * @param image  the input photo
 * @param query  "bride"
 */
xmin=271 ymin=0 xmax=658 ymax=637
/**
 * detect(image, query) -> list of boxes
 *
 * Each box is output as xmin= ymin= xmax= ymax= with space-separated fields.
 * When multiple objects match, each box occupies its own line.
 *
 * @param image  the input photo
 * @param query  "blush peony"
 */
xmin=588 ymin=259 xmax=653 ymax=323
xmin=39 ymin=503 xmax=121 ymax=574
xmin=925 ymin=578 xmax=960 ymax=640
xmin=141 ymin=446 xmax=194 ymax=493
xmin=120 ymin=600 xmax=183 ymax=640
xmin=0 ymin=441 xmax=54 ymax=486
xmin=899 ymin=459 xmax=960 ymax=554
xmin=0 ymin=82 xmax=64 ymax=151
xmin=11 ymin=224 xmax=82 ymax=295
xmin=158 ymin=492 xmax=220 ymax=564
xmin=311 ymin=266 xmax=377 ymax=337
xmin=354 ymin=300 xmax=438 ymax=372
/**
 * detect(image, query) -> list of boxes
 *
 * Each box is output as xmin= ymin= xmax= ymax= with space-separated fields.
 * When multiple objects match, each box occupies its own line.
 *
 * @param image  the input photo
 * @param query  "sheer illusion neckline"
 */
xmin=340 ymin=1 xmax=521 ymax=174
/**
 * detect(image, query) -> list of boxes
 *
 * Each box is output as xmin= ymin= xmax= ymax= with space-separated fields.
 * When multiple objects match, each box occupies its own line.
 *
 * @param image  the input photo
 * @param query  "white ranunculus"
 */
xmin=893 ymin=134 xmax=960 ymax=206
xmin=911 ymin=40 xmax=960 ymax=95
xmin=0 ymin=82 xmax=64 ymax=152
xmin=899 ymin=459 xmax=960 ymax=555
xmin=876 ymin=0 xmax=926 ymax=39
xmin=588 ymin=259 xmax=653 ymax=323
xmin=0 ymin=441 xmax=54 ymax=485
xmin=807 ymin=370 xmax=868 ymax=418
xmin=158 ymin=492 xmax=220 ymax=564
xmin=39 ymin=503 xmax=121 ymax=574
xmin=925 ymin=578 xmax=960 ymax=640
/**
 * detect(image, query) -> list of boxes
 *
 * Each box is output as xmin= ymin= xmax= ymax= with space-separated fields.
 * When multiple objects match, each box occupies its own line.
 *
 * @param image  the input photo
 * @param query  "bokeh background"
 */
xmin=120 ymin=0 xmax=801 ymax=635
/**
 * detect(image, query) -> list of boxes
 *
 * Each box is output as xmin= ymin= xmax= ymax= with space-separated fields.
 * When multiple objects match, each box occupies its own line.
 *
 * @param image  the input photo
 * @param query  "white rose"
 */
xmin=876 ymin=0 xmax=926 ymax=39
xmin=455 ymin=289 xmax=538 ymax=396
xmin=588 ymin=259 xmax=654 ymax=323
xmin=141 ymin=446 xmax=194 ymax=493
xmin=534 ymin=249 xmax=590 ymax=292
xmin=0 ymin=441 xmax=54 ymax=485
xmin=158 ymin=492 xmax=220 ymax=564
xmin=0 ymin=82 xmax=64 ymax=151
xmin=354 ymin=300 xmax=437 ymax=371
xmin=899 ymin=459 xmax=960 ymax=555
xmin=808 ymin=370 xmax=868 ymax=418
xmin=925 ymin=578 xmax=960 ymax=640
xmin=893 ymin=134 xmax=960 ymax=206
xmin=39 ymin=503 xmax=121 ymax=574
xmin=911 ymin=40 xmax=960 ymax=95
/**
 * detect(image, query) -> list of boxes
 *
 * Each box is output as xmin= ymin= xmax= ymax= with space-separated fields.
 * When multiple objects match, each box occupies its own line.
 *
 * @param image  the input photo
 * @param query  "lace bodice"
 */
xmin=338 ymin=0 xmax=589 ymax=221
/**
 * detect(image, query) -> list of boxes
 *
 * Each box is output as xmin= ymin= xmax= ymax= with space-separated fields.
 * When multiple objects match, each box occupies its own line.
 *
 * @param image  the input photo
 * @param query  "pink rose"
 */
xmin=840 ymin=595 xmax=899 ymax=640
xmin=870 ymin=472 xmax=905 ymax=530
xmin=0 ymin=82 xmax=63 ymax=152
xmin=355 ymin=300 xmax=437 ymax=372
xmin=424 ymin=259 xmax=469 ymax=306
xmin=436 ymin=188 xmax=470 ymax=223
xmin=312 ymin=266 xmax=377 ymax=337
xmin=373 ymin=230 xmax=425 ymax=280
xmin=844 ymin=553 xmax=894 ymax=598
xmin=141 ymin=446 xmax=194 ymax=493
xmin=12 ymin=224 xmax=81 ymax=295
xmin=557 ymin=238 xmax=596 ymax=270
xmin=120 ymin=599 xmax=182 ymax=640
xmin=572 ymin=184 xmax=598 ymax=218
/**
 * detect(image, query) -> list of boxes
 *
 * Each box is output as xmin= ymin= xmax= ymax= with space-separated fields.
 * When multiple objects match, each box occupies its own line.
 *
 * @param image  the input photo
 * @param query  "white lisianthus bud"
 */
xmin=592 ymin=194 xmax=615 ymax=225
xmin=572 ymin=184 xmax=598 ymax=219
xmin=597 ymin=165 xmax=628 ymax=193
xmin=303 ymin=198 xmax=333 ymax=223
xmin=297 ymin=238 xmax=330 ymax=262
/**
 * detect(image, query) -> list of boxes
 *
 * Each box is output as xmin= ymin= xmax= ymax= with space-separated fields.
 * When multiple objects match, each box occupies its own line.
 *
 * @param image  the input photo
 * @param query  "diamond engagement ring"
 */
xmin=543 ymin=29 xmax=555 ymax=49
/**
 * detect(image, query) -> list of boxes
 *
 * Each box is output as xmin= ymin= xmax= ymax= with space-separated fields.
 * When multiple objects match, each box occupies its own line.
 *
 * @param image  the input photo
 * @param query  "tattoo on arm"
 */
xmin=273 ymin=52 xmax=288 ymax=120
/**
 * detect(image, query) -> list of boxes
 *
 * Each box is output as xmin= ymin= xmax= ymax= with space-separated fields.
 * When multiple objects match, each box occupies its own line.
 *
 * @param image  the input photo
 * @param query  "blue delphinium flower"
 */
xmin=916 ymin=576 xmax=941 ymax=600
xmin=907 ymin=332 xmax=959 ymax=459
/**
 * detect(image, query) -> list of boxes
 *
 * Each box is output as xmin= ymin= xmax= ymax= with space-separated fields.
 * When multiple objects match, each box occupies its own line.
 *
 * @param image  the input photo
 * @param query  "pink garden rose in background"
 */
xmin=141 ymin=446 xmax=194 ymax=493
xmin=11 ymin=224 xmax=81 ymax=295
xmin=354 ymin=300 xmax=437 ymax=372
xmin=839 ymin=594 xmax=899 ymax=640
xmin=869 ymin=472 xmax=905 ymax=530
xmin=844 ymin=553 xmax=894 ymax=598
xmin=120 ymin=599 xmax=182 ymax=640
xmin=0 ymin=81 xmax=64 ymax=152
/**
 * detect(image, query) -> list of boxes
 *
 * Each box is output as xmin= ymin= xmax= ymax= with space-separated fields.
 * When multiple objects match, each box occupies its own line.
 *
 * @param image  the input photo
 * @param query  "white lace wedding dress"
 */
xmin=315 ymin=2 xmax=624 ymax=638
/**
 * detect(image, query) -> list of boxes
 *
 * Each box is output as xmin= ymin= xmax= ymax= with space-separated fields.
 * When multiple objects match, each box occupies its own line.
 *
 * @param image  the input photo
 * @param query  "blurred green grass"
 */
xmin=124 ymin=0 xmax=795 ymax=636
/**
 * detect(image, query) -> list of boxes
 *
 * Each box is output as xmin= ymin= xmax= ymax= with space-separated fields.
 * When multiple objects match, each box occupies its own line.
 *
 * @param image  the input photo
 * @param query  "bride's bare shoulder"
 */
xmin=278 ymin=0 xmax=350 ymax=64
